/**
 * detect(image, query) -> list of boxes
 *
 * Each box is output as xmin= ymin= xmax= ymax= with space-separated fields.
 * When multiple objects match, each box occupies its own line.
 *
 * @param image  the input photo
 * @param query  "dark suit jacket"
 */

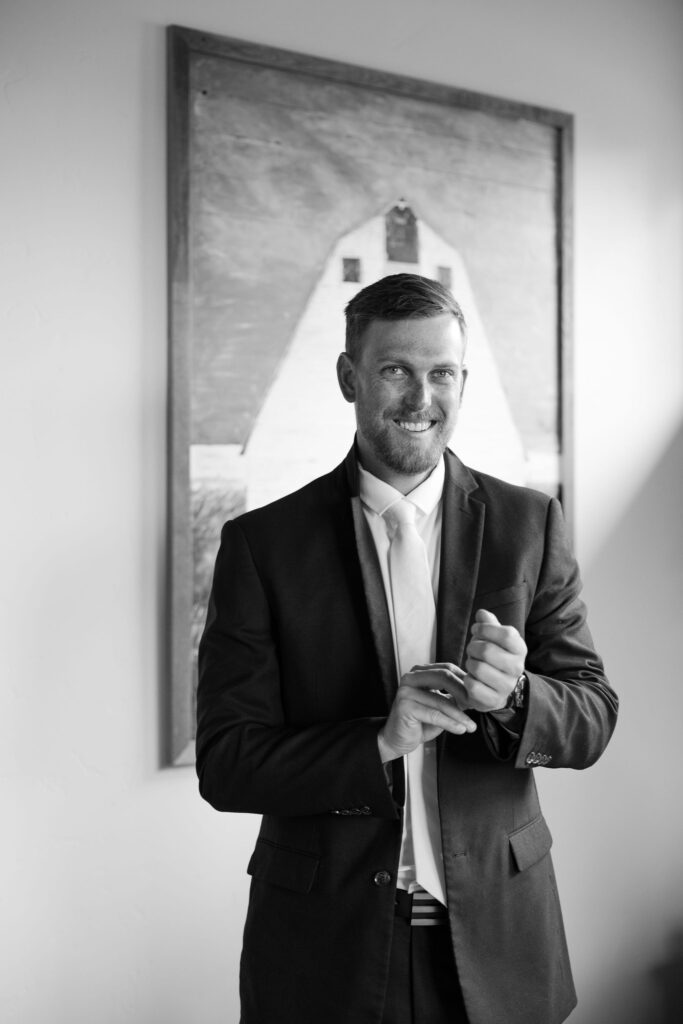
xmin=197 ymin=448 xmax=618 ymax=1024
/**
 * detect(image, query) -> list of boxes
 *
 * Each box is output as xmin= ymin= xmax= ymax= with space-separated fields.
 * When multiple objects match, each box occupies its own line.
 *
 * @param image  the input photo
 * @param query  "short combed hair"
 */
xmin=344 ymin=273 xmax=467 ymax=359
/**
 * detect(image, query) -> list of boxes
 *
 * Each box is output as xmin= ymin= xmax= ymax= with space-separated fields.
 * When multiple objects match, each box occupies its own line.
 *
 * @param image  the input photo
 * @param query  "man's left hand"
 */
xmin=463 ymin=609 xmax=527 ymax=712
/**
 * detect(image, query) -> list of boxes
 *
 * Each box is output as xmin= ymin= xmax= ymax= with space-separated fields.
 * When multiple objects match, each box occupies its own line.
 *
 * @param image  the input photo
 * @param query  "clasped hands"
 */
xmin=378 ymin=609 xmax=527 ymax=762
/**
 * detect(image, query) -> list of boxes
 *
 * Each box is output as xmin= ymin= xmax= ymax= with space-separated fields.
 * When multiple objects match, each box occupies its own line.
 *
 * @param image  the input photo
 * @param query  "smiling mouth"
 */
xmin=394 ymin=420 xmax=435 ymax=433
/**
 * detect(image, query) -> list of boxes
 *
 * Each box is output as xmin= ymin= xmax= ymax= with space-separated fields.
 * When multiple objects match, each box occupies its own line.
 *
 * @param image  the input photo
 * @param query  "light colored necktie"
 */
xmin=383 ymin=499 xmax=446 ymax=905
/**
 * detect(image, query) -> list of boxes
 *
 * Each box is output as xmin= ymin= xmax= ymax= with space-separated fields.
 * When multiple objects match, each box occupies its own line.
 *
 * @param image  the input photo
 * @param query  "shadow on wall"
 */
xmin=583 ymin=416 xmax=683 ymax=710
xmin=580 ymin=418 xmax=683 ymax=1024
xmin=584 ymin=417 xmax=683 ymax=617
xmin=651 ymin=926 xmax=683 ymax=1024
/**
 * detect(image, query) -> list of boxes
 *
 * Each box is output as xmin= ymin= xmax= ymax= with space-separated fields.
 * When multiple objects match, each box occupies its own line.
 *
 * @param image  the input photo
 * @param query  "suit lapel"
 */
xmin=350 ymin=497 xmax=398 ymax=709
xmin=436 ymin=451 xmax=485 ymax=668
xmin=343 ymin=448 xmax=398 ymax=709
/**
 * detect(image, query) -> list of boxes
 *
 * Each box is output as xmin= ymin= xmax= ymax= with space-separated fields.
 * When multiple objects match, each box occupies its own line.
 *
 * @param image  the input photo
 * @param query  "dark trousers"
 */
xmin=381 ymin=917 xmax=469 ymax=1024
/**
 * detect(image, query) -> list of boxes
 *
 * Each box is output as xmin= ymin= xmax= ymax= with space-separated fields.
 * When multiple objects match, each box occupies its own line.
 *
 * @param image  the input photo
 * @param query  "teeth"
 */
xmin=397 ymin=421 xmax=432 ymax=432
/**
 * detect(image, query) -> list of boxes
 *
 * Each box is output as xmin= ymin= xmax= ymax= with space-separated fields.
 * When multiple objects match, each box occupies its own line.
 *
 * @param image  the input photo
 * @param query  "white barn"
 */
xmin=242 ymin=201 xmax=527 ymax=510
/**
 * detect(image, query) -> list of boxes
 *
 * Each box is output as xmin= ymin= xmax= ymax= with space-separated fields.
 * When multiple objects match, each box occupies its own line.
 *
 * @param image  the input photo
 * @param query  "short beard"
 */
xmin=367 ymin=422 xmax=451 ymax=476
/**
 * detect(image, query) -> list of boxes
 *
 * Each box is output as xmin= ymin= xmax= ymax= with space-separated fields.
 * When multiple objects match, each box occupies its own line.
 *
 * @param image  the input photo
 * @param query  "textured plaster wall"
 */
xmin=1 ymin=1 xmax=682 ymax=1022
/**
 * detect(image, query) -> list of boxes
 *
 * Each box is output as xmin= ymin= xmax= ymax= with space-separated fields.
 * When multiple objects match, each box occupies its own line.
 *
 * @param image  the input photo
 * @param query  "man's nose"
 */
xmin=404 ymin=376 xmax=431 ymax=409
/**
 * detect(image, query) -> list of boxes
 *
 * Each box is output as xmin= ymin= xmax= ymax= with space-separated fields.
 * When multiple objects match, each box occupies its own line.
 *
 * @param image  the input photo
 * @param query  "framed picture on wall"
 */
xmin=166 ymin=24 xmax=573 ymax=765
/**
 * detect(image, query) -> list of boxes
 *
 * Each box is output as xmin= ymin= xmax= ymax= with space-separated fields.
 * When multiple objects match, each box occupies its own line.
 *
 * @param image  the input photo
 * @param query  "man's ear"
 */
xmin=336 ymin=352 xmax=356 ymax=403
xmin=459 ymin=366 xmax=468 ymax=402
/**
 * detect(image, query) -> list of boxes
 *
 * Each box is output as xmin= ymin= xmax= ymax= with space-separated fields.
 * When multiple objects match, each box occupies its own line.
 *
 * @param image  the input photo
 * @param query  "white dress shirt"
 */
xmin=358 ymin=457 xmax=446 ymax=898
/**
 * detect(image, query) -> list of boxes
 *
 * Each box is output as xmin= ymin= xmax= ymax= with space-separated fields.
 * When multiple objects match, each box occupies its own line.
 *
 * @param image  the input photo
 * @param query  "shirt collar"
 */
xmin=358 ymin=456 xmax=445 ymax=519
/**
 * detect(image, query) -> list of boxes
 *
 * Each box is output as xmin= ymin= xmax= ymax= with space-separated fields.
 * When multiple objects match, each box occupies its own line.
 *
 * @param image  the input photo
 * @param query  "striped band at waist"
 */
xmin=394 ymin=887 xmax=448 ymax=926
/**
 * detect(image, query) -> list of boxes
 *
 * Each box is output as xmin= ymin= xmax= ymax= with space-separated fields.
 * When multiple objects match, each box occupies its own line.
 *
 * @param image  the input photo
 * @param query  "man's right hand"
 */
xmin=377 ymin=663 xmax=477 ymax=762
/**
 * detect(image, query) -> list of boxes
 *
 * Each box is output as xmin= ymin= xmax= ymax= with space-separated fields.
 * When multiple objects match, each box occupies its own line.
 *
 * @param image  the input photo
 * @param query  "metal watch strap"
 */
xmin=506 ymin=672 xmax=527 ymax=710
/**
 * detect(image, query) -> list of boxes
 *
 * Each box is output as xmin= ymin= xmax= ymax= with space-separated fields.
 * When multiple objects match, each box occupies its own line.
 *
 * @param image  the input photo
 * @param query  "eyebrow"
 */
xmin=377 ymin=357 xmax=462 ymax=368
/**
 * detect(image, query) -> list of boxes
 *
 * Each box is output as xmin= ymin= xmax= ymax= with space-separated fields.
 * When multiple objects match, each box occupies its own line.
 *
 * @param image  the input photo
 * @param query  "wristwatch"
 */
xmin=505 ymin=672 xmax=528 ymax=710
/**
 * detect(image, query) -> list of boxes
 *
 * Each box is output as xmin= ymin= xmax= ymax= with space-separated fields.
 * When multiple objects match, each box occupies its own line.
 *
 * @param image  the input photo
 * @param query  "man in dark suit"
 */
xmin=196 ymin=273 xmax=617 ymax=1024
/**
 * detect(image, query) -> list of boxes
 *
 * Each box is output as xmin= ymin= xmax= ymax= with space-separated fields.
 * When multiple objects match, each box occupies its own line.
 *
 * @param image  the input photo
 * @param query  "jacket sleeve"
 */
xmin=195 ymin=520 xmax=398 ymax=819
xmin=481 ymin=497 xmax=618 ymax=768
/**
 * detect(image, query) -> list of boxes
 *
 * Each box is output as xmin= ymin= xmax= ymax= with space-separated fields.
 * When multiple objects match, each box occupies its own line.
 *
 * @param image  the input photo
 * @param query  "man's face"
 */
xmin=337 ymin=314 xmax=467 ymax=485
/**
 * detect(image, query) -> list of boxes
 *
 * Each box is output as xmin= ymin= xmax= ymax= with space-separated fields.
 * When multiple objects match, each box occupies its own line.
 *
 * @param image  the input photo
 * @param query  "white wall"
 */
xmin=2 ymin=1 xmax=681 ymax=1022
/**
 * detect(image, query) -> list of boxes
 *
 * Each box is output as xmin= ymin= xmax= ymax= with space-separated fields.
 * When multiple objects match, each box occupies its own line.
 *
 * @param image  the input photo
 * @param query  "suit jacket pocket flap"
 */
xmin=509 ymin=815 xmax=553 ymax=873
xmin=247 ymin=839 xmax=320 ymax=893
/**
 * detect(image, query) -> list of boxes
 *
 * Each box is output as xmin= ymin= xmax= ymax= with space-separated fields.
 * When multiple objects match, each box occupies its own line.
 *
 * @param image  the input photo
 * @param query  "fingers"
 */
xmin=393 ymin=686 xmax=477 ymax=748
xmin=399 ymin=663 xmax=469 ymax=709
xmin=471 ymin=609 xmax=526 ymax=655
xmin=464 ymin=609 xmax=527 ymax=711
xmin=397 ymin=684 xmax=476 ymax=733
xmin=399 ymin=663 xmax=466 ymax=690
xmin=463 ymin=665 xmax=513 ymax=710
xmin=466 ymin=640 xmax=517 ymax=677
xmin=381 ymin=679 xmax=478 ymax=758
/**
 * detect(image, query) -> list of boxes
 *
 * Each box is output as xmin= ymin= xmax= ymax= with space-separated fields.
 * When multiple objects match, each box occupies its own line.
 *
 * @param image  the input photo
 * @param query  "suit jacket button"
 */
xmin=373 ymin=870 xmax=392 ymax=887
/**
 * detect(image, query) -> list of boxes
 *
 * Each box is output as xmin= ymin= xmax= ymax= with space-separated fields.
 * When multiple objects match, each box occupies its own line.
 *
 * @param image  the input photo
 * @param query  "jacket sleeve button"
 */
xmin=372 ymin=870 xmax=392 ymax=887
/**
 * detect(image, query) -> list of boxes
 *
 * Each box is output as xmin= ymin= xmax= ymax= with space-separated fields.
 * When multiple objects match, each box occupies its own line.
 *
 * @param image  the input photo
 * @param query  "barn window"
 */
xmin=342 ymin=258 xmax=361 ymax=282
xmin=437 ymin=266 xmax=452 ymax=289
xmin=386 ymin=202 xmax=418 ymax=263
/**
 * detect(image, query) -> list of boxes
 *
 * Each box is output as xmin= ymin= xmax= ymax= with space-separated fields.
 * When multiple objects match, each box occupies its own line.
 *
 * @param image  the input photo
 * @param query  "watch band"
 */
xmin=505 ymin=671 xmax=527 ymax=710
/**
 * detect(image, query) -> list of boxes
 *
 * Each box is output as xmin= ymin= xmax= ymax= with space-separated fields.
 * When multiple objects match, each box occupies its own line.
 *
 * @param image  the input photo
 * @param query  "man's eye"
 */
xmin=432 ymin=369 xmax=456 ymax=382
xmin=383 ymin=366 xmax=406 ymax=377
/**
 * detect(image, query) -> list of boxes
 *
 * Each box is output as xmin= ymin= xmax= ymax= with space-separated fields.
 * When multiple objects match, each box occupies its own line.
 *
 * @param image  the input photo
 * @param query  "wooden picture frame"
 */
xmin=166 ymin=24 xmax=573 ymax=765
